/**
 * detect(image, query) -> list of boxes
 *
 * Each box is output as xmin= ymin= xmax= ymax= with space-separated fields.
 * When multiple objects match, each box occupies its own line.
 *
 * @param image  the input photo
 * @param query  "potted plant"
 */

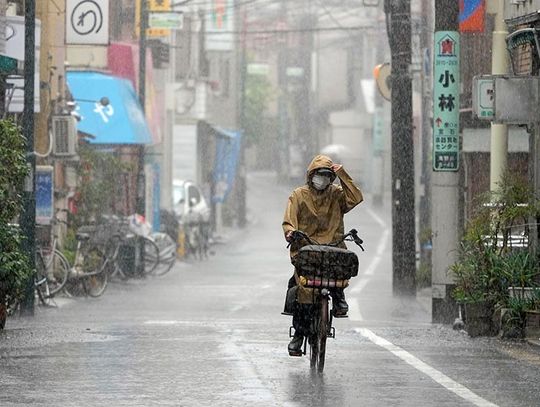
xmin=0 ymin=119 xmax=32 ymax=329
xmin=452 ymin=171 xmax=539 ymax=337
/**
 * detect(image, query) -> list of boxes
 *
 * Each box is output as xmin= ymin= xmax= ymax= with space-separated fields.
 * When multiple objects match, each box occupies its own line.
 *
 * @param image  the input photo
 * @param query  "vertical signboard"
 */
xmin=36 ymin=166 xmax=54 ymax=225
xmin=459 ymin=0 xmax=485 ymax=33
xmin=206 ymin=0 xmax=234 ymax=51
xmin=5 ymin=16 xmax=41 ymax=112
xmin=66 ymin=0 xmax=110 ymax=45
xmin=433 ymin=31 xmax=460 ymax=171
xmin=149 ymin=0 xmax=171 ymax=11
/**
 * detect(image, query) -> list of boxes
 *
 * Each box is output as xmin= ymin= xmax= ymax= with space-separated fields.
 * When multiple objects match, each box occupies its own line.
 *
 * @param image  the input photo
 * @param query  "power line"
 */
xmin=204 ymin=25 xmax=369 ymax=35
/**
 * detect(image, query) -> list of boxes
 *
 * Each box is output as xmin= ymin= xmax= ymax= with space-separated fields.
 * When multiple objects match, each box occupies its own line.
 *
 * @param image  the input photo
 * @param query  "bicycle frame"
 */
xmin=286 ymin=228 xmax=364 ymax=373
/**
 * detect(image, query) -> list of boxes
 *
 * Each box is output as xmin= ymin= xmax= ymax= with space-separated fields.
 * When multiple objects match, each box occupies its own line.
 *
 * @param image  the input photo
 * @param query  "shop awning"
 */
xmin=66 ymin=71 xmax=152 ymax=145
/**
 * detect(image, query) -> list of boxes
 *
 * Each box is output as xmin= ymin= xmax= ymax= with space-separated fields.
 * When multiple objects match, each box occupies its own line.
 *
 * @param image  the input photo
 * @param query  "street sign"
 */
xmin=66 ymin=0 xmax=109 ymax=45
xmin=494 ymin=76 xmax=539 ymax=124
xmin=433 ymin=31 xmax=460 ymax=172
xmin=472 ymin=76 xmax=494 ymax=120
xmin=247 ymin=63 xmax=270 ymax=76
xmin=149 ymin=12 xmax=183 ymax=29
xmin=473 ymin=75 xmax=540 ymax=124
xmin=149 ymin=0 xmax=171 ymax=12
xmin=0 ymin=54 xmax=23 ymax=75
xmin=147 ymin=28 xmax=171 ymax=38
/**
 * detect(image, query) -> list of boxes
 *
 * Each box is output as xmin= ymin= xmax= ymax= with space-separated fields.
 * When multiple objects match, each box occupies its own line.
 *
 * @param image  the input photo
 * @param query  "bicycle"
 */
xmin=287 ymin=229 xmax=364 ymax=373
xmin=63 ymin=225 xmax=109 ymax=297
xmin=151 ymin=232 xmax=177 ymax=276
xmin=35 ymin=214 xmax=71 ymax=297
xmin=96 ymin=216 xmax=160 ymax=280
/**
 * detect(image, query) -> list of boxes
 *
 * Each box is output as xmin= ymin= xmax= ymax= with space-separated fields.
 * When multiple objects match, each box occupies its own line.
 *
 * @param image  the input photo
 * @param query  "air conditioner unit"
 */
xmin=52 ymin=115 xmax=77 ymax=157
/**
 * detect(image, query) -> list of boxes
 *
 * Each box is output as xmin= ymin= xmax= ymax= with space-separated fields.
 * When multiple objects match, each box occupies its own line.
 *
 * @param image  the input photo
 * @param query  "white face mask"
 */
xmin=312 ymin=174 xmax=331 ymax=190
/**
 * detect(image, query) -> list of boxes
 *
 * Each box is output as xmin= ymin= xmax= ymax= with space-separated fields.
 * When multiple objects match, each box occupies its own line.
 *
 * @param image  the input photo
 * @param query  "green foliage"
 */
xmin=0 ymin=120 xmax=32 ymax=304
xmin=75 ymin=144 xmax=133 ymax=225
xmin=416 ymin=262 xmax=431 ymax=289
xmin=452 ymin=171 xmax=540 ymax=335
xmin=453 ymin=171 xmax=539 ymax=301
xmin=0 ymin=119 xmax=29 ymax=224
xmin=244 ymin=74 xmax=274 ymax=146
xmin=0 ymin=225 xmax=31 ymax=304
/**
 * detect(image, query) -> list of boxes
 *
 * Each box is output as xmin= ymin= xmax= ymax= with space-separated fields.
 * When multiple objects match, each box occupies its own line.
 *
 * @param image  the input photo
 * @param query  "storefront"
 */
xmin=66 ymin=71 xmax=154 ymax=218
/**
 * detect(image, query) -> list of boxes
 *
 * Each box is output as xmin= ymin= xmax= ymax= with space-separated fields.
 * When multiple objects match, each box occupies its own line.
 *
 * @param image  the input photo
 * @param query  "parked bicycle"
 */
xmin=95 ymin=215 xmax=162 ymax=280
xmin=62 ymin=224 xmax=109 ymax=297
xmin=286 ymin=229 xmax=364 ymax=373
xmin=34 ymin=213 xmax=71 ymax=297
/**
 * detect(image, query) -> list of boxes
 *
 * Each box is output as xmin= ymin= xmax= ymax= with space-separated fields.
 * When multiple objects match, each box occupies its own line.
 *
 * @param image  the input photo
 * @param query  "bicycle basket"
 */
xmin=292 ymin=245 xmax=359 ymax=280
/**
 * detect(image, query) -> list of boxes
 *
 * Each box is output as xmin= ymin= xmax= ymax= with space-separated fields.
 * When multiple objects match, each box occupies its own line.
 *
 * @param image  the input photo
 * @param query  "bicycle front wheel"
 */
xmin=82 ymin=247 xmax=108 ymax=297
xmin=142 ymin=237 xmax=160 ymax=274
xmin=317 ymin=297 xmax=329 ymax=373
xmin=310 ymin=297 xmax=328 ymax=373
xmin=35 ymin=255 xmax=51 ymax=306
xmin=36 ymin=248 xmax=69 ymax=296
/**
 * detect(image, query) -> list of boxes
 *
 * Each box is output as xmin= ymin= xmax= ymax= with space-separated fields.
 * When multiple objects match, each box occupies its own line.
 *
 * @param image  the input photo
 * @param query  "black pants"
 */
xmin=287 ymin=275 xmax=345 ymax=337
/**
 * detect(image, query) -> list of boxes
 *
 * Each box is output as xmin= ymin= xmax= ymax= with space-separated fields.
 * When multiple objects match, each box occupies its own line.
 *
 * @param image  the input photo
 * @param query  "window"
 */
xmin=188 ymin=185 xmax=201 ymax=205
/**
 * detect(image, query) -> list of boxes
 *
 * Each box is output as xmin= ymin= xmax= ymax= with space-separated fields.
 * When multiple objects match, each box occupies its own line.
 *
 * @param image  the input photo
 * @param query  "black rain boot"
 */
xmin=332 ymin=289 xmax=349 ymax=316
xmin=288 ymin=334 xmax=304 ymax=356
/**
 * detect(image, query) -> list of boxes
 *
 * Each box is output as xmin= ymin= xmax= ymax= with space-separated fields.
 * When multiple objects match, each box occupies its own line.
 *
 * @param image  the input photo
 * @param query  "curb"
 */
xmin=526 ymin=338 xmax=540 ymax=350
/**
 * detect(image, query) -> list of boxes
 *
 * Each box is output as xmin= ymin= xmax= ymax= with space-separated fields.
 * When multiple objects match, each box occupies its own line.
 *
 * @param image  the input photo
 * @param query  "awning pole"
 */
xmin=137 ymin=0 xmax=148 ymax=216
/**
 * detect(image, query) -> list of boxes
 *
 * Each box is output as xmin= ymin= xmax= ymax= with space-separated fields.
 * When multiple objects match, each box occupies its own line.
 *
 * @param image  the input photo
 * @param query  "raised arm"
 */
xmin=335 ymin=166 xmax=363 ymax=213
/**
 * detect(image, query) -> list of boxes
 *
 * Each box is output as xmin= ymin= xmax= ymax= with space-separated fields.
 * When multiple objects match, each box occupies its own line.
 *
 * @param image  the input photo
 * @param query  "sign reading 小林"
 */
xmin=433 ymin=31 xmax=460 ymax=172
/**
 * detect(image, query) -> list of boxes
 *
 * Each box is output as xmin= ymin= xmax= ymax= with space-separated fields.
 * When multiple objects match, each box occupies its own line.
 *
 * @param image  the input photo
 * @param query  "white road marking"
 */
xmin=366 ymin=207 xmax=386 ymax=228
xmin=356 ymin=328 xmax=499 ymax=407
xmin=222 ymin=331 xmax=279 ymax=405
xmin=351 ymin=223 xmax=389 ymax=295
xmin=348 ymin=297 xmax=363 ymax=321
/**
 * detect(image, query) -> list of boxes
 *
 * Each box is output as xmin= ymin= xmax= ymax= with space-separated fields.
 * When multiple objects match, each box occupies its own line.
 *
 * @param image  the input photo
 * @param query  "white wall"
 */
xmin=172 ymin=124 xmax=197 ymax=183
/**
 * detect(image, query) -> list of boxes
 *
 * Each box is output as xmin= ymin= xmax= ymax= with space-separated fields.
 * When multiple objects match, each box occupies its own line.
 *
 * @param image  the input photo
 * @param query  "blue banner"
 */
xmin=212 ymin=130 xmax=241 ymax=204
xmin=36 ymin=166 xmax=54 ymax=224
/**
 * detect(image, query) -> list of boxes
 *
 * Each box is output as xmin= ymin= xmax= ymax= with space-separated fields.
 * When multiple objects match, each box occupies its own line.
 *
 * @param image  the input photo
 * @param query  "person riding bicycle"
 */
xmin=283 ymin=154 xmax=363 ymax=355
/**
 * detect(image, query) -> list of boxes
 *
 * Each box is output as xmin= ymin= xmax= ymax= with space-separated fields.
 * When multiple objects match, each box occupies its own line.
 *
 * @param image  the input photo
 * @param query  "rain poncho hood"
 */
xmin=283 ymin=155 xmax=363 ymax=258
xmin=306 ymin=154 xmax=336 ymax=184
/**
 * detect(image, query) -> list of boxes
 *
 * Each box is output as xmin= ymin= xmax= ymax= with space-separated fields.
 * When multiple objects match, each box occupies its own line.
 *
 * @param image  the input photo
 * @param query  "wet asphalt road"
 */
xmin=1 ymin=172 xmax=540 ymax=407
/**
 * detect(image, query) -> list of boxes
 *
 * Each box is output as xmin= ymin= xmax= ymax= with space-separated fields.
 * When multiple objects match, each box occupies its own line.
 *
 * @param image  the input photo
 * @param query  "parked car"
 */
xmin=172 ymin=180 xmax=211 ymax=260
xmin=172 ymin=179 xmax=210 ymax=224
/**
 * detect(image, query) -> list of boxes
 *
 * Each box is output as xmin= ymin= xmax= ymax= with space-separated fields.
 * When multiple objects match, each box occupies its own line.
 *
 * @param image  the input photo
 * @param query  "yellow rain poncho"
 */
xmin=282 ymin=154 xmax=363 ymax=303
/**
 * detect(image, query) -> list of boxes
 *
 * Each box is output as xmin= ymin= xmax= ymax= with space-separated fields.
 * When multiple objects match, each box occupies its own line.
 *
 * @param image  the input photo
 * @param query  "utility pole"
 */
xmin=419 ymin=0 xmax=433 ymax=289
xmin=20 ymin=0 xmax=36 ymax=315
xmin=137 ymin=0 xmax=148 ymax=216
xmin=237 ymin=5 xmax=247 ymax=228
xmin=431 ymin=0 xmax=460 ymax=323
xmin=386 ymin=0 xmax=416 ymax=296
xmin=488 ymin=0 xmax=509 ymax=193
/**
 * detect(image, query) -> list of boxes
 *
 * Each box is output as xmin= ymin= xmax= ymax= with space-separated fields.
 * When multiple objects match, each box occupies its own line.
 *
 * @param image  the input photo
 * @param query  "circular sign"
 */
xmin=70 ymin=0 xmax=103 ymax=36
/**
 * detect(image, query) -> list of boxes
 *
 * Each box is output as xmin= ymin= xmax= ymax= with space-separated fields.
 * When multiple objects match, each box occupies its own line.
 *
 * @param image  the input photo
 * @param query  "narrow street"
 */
xmin=1 ymin=173 xmax=540 ymax=407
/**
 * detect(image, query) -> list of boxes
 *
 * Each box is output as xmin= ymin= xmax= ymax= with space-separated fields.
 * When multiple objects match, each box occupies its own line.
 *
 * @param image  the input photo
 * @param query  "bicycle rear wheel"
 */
xmin=82 ymin=247 xmax=108 ymax=297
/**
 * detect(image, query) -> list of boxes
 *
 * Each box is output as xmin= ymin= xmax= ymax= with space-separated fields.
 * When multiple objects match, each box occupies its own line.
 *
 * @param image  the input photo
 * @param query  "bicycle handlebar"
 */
xmin=287 ymin=229 xmax=364 ymax=251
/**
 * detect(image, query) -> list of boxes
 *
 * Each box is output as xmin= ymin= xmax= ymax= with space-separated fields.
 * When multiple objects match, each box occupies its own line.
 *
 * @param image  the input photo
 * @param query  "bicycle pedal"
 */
xmin=281 ymin=311 xmax=293 ymax=316
xmin=332 ymin=309 xmax=348 ymax=318
xmin=288 ymin=351 xmax=303 ymax=357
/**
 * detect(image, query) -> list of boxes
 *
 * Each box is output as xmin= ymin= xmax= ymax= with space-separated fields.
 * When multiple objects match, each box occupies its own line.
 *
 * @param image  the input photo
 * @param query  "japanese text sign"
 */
xmin=433 ymin=31 xmax=460 ymax=171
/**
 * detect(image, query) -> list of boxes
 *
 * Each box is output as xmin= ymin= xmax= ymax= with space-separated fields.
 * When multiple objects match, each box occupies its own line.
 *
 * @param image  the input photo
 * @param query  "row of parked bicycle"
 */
xmin=29 ymin=213 xmax=177 ymax=308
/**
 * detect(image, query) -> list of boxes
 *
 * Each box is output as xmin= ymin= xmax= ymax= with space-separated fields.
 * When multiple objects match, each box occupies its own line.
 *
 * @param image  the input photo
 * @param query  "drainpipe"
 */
xmin=488 ymin=0 xmax=509 ymax=192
